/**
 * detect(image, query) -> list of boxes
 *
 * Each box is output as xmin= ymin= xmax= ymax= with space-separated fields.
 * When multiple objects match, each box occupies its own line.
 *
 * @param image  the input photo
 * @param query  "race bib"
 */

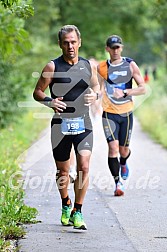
xmin=61 ymin=117 xmax=85 ymax=135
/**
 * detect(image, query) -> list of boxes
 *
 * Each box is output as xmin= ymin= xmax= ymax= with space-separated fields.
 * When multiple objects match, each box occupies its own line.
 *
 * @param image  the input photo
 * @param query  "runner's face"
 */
xmin=106 ymin=46 xmax=123 ymax=62
xmin=59 ymin=31 xmax=81 ymax=60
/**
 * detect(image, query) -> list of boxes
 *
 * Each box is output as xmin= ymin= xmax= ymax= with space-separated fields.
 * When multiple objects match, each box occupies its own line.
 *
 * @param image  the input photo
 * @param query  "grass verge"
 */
xmin=0 ymin=110 xmax=48 ymax=251
xmin=135 ymin=69 xmax=167 ymax=149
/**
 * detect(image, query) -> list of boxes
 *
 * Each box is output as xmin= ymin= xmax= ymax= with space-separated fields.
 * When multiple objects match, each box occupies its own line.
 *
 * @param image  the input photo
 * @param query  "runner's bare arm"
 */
xmin=97 ymin=64 xmax=105 ymax=94
xmin=84 ymin=61 xmax=101 ymax=106
xmin=33 ymin=61 xmax=67 ymax=113
xmin=126 ymin=61 xmax=146 ymax=96
xmin=33 ymin=61 xmax=55 ymax=101
xmin=89 ymin=61 xmax=100 ymax=93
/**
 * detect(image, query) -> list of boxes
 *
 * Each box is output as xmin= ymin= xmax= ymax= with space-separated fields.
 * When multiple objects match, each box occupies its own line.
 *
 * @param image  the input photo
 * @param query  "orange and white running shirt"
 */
xmin=98 ymin=57 xmax=134 ymax=114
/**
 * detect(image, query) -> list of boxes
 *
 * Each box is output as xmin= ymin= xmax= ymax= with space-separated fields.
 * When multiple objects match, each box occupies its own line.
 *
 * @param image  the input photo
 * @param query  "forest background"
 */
xmin=0 ymin=0 xmax=167 ymax=250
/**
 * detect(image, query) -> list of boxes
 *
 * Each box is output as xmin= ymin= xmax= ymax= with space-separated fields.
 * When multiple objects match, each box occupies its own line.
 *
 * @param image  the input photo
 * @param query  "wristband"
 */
xmin=43 ymin=97 xmax=53 ymax=101
xmin=123 ymin=90 xmax=128 ymax=98
xmin=43 ymin=96 xmax=53 ymax=107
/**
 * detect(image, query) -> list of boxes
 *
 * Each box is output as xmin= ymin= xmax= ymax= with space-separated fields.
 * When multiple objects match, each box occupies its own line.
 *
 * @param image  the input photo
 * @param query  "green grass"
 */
xmin=0 ymin=109 xmax=48 ymax=251
xmin=135 ymin=67 xmax=167 ymax=148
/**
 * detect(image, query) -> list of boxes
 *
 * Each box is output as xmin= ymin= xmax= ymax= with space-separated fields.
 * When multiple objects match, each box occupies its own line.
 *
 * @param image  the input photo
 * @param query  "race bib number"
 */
xmin=61 ymin=117 xmax=85 ymax=135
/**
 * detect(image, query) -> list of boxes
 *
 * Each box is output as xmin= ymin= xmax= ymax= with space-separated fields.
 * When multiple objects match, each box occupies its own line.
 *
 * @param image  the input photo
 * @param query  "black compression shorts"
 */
xmin=51 ymin=118 xmax=93 ymax=162
xmin=102 ymin=111 xmax=133 ymax=146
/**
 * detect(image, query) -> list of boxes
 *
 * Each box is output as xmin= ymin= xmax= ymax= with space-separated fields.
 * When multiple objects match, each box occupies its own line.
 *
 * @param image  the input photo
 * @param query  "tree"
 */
xmin=0 ymin=0 xmax=34 ymax=61
xmin=57 ymin=0 xmax=163 ymax=61
xmin=0 ymin=0 xmax=34 ymax=127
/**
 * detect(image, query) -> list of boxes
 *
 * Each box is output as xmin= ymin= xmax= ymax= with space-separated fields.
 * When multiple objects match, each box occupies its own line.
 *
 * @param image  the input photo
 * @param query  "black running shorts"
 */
xmin=102 ymin=111 xmax=133 ymax=146
xmin=51 ymin=118 xmax=93 ymax=162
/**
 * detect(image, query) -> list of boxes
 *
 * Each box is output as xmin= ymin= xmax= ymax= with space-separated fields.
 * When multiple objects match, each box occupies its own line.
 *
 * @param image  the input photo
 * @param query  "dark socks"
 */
xmin=74 ymin=203 xmax=82 ymax=212
xmin=62 ymin=197 xmax=82 ymax=214
xmin=71 ymin=203 xmax=82 ymax=216
xmin=62 ymin=196 xmax=71 ymax=207
xmin=120 ymin=149 xmax=131 ymax=165
xmin=108 ymin=157 xmax=120 ymax=184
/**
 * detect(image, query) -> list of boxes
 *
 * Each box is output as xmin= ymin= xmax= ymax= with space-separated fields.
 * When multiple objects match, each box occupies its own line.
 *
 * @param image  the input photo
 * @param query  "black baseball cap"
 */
xmin=106 ymin=35 xmax=123 ymax=48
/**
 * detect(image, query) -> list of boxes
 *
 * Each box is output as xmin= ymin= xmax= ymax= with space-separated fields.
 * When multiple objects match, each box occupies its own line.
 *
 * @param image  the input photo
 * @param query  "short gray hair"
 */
xmin=58 ymin=25 xmax=81 ymax=43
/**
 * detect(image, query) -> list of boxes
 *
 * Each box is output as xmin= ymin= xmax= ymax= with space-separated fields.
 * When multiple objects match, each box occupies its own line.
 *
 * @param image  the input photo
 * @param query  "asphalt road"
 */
xmin=18 ymin=115 xmax=167 ymax=252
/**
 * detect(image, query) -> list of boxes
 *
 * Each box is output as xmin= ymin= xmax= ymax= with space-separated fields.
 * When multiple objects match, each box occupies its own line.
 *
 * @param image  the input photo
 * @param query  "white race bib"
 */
xmin=61 ymin=117 xmax=85 ymax=135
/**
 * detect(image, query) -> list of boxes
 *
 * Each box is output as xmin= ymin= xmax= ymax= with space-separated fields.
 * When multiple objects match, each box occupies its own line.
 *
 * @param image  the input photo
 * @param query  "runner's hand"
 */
xmin=51 ymin=97 xmax=67 ymax=114
xmin=84 ymin=88 xmax=97 ymax=106
xmin=113 ymin=88 xmax=124 ymax=99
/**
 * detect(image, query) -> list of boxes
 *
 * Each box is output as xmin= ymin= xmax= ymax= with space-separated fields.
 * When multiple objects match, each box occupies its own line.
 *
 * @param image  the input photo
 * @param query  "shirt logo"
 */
xmin=113 ymin=71 xmax=127 ymax=76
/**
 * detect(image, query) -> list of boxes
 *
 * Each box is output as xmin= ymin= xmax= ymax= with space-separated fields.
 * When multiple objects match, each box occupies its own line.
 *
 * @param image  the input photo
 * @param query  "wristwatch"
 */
xmin=123 ymin=89 xmax=128 ymax=98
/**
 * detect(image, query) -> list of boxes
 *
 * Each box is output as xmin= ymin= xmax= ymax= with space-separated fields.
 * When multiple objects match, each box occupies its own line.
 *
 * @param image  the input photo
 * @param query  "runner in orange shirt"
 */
xmin=98 ymin=35 xmax=146 ymax=196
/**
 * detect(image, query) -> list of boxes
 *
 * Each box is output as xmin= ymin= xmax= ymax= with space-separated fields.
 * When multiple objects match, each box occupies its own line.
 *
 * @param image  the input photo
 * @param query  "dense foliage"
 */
xmin=0 ymin=1 xmax=167 ymax=249
xmin=0 ymin=0 xmax=34 ymax=127
xmin=0 ymin=0 xmax=167 ymax=127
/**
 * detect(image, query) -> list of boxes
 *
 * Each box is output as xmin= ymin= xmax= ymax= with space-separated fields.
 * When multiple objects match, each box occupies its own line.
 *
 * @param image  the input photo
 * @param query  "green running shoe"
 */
xmin=69 ymin=211 xmax=87 ymax=230
xmin=61 ymin=205 xmax=72 ymax=226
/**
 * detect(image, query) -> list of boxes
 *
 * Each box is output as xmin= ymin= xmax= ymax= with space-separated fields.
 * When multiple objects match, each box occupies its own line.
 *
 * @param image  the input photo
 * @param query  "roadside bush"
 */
xmin=0 ymin=110 xmax=48 ymax=250
xmin=135 ymin=66 xmax=167 ymax=148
